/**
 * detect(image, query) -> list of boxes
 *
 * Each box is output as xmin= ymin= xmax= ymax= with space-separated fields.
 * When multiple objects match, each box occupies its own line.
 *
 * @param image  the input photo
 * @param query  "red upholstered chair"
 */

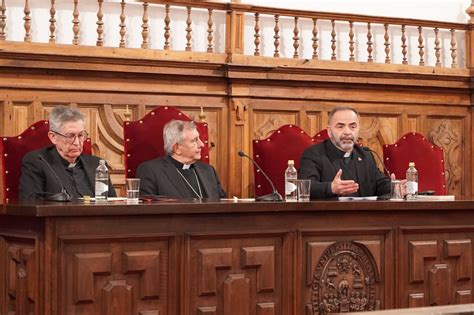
xmin=252 ymin=124 xmax=315 ymax=198
xmin=383 ymin=132 xmax=446 ymax=195
xmin=123 ymin=106 xmax=210 ymax=178
xmin=0 ymin=120 xmax=92 ymax=202
xmin=313 ymin=128 xmax=330 ymax=144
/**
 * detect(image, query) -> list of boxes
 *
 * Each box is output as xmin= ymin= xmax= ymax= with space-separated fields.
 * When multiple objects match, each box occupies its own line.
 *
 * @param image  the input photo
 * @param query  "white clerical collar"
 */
xmin=182 ymin=163 xmax=191 ymax=170
xmin=343 ymin=152 xmax=351 ymax=158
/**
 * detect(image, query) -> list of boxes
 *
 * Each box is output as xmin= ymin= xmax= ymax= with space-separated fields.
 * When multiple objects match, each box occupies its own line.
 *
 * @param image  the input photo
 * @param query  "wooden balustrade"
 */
xmin=0 ymin=0 xmax=469 ymax=68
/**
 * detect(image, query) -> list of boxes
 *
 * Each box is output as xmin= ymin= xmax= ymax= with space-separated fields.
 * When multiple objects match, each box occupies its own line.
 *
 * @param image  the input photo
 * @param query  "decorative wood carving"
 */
xmin=73 ymin=252 xmax=112 ymax=303
xmin=402 ymin=229 xmax=474 ymax=308
xmin=311 ymin=242 xmax=380 ymax=314
xmin=197 ymin=248 xmax=232 ymax=296
xmin=443 ymin=239 xmax=471 ymax=281
xmin=123 ymin=250 xmax=161 ymax=299
xmin=62 ymin=235 xmax=172 ymax=314
xmin=119 ymin=0 xmax=126 ymax=48
xmin=223 ymin=273 xmax=250 ymax=315
xmin=242 ymin=246 xmax=275 ymax=292
xmin=0 ymin=0 xmax=5 ymax=41
xmin=102 ymin=279 xmax=133 ymax=315
xmin=7 ymin=242 xmax=36 ymax=314
xmin=72 ymin=0 xmax=80 ymax=45
xmin=49 ymin=0 xmax=56 ymax=43
xmin=428 ymin=120 xmax=462 ymax=195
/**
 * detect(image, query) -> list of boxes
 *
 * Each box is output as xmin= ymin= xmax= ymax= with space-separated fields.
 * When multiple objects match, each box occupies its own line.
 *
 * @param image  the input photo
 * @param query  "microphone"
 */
xmin=38 ymin=154 xmax=72 ymax=202
xmin=361 ymin=147 xmax=391 ymax=177
xmin=238 ymin=151 xmax=283 ymax=202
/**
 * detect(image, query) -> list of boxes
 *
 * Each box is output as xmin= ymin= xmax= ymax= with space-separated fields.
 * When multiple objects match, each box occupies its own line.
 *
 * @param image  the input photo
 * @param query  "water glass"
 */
xmin=296 ymin=179 xmax=311 ymax=202
xmin=126 ymin=178 xmax=140 ymax=202
xmin=390 ymin=179 xmax=403 ymax=200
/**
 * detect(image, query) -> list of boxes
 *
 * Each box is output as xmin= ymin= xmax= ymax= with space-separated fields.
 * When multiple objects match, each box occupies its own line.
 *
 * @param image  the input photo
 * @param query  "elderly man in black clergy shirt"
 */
xmin=136 ymin=120 xmax=226 ymax=199
xmin=19 ymin=105 xmax=116 ymax=200
xmin=299 ymin=106 xmax=401 ymax=199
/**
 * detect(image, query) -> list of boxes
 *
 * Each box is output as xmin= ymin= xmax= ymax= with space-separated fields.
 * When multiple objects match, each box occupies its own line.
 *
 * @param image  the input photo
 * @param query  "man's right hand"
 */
xmin=331 ymin=169 xmax=359 ymax=195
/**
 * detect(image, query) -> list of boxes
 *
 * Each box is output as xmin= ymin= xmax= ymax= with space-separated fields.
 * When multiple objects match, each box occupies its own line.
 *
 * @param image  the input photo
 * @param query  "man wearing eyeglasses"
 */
xmin=19 ymin=106 xmax=117 ymax=200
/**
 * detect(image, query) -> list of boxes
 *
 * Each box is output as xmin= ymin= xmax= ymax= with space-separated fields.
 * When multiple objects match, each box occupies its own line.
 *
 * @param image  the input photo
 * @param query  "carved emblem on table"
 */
xmin=311 ymin=242 xmax=380 ymax=314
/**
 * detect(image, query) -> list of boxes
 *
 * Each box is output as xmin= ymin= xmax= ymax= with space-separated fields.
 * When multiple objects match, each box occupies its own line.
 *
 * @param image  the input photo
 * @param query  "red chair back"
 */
xmin=313 ymin=128 xmax=330 ymax=144
xmin=123 ymin=106 xmax=209 ymax=178
xmin=383 ymin=132 xmax=446 ymax=195
xmin=252 ymin=124 xmax=315 ymax=197
xmin=0 ymin=120 xmax=92 ymax=202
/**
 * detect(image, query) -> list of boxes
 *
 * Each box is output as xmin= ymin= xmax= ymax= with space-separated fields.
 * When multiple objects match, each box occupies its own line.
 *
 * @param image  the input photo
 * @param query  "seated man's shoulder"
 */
xmin=303 ymin=141 xmax=326 ymax=155
xmin=22 ymin=145 xmax=54 ymax=161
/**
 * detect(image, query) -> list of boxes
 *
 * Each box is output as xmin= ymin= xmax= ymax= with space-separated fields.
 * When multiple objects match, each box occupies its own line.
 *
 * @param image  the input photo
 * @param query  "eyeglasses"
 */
xmin=51 ymin=130 xmax=89 ymax=144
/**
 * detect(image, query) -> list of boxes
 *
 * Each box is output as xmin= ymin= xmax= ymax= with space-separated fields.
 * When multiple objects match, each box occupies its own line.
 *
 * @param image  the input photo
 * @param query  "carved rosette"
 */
xmin=311 ymin=242 xmax=380 ymax=314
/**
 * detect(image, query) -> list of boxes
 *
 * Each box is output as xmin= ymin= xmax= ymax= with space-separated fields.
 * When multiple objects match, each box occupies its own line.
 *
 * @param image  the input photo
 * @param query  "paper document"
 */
xmin=416 ymin=195 xmax=455 ymax=201
xmin=338 ymin=196 xmax=378 ymax=201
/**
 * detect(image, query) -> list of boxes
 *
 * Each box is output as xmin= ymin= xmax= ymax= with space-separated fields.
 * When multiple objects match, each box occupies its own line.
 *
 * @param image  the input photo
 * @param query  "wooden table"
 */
xmin=1 ymin=198 xmax=474 ymax=314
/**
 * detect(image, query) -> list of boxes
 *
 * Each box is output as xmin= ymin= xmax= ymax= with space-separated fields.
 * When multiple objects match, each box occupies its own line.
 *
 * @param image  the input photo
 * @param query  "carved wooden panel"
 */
xmin=0 ymin=236 xmax=37 ymax=315
xmin=427 ymin=118 xmax=463 ymax=195
xmin=186 ymin=233 xmax=288 ymax=315
xmin=300 ymin=230 xmax=391 ymax=314
xmin=252 ymin=111 xmax=298 ymax=139
xmin=60 ymin=235 xmax=174 ymax=315
xmin=399 ymin=228 xmax=473 ymax=308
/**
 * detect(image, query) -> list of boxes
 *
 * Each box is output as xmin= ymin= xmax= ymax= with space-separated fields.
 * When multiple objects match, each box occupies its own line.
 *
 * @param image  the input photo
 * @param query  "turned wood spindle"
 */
xmin=273 ymin=15 xmax=280 ymax=58
xmin=418 ymin=26 xmax=425 ymax=66
xmin=312 ymin=18 xmax=318 ymax=60
xmin=119 ymin=0 xmax=126 ymax=48
xmin=96 ymin=0 xmax=104 ymax=46
xmin=207 ymin=8 xmax=213 ymax=53
xmin=141 ymin=2 xmax=149 ymax=49
xmin=24 ymin=0 xmax=31 ymax=42
xmin=164 ymin=4 xmax=170 ymax=50
xmin=72 ymin=0 xmax=80 ymax=45
xmin=349 ymin=21 xmax=355 ymax=61
xmin=367 ymin=22 xmax=373 ymax=62
xmin=384 ymin=23 xmax=391 ymax=64
xmin=49 ymin=0 xmax=56 ymax=43
xmin=331 ymin=19 xmax=337 ymax=60
xmin=0 ymin=0 xmax=6 ymax=41
xmin=254 ymin=13 xmax=260 ymax=56
xmin=401 ymin=25 xmax=408 ymax=65
xmin=434 ymin=27 xmax=441 ymax=67
xmin=450 ymin=29 xmax=457 ymax=68
xmin=185 ymin=6 xmax=192 ymax=52
xmin=293 ymin=17 xmax=299 ymax=59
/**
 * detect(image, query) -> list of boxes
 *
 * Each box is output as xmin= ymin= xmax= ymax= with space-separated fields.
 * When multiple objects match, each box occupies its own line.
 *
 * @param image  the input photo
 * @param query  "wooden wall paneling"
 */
xmin=185 ymin=231 xmax=289 ymax=315
xmin=228 ymin=98 xmax=250 ymax=198
xmin=427 ymin=116 xmax=465 ymax=196
xmin=59 ymin=234 xmax=175 ymax=315
xmin=0 ymin=234 xmax=38 ymax=315
xmin=399 ymin=227 xmax=474 ymax=308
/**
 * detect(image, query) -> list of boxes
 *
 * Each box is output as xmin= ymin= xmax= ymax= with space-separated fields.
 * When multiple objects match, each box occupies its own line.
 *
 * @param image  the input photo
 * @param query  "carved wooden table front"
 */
xmin=0 ymin=199 xmax=473 ymax=314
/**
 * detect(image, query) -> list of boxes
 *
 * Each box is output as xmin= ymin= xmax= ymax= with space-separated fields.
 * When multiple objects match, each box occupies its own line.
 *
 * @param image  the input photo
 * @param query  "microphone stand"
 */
xmin=238 ymin=151 xmax=283 ymax=202
xmin=38 ymin=154 xmax=72 ymax=202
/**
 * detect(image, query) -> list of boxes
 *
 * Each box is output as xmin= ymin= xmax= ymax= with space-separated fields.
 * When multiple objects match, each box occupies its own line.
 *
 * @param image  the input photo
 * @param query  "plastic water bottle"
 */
xmin=95 ymin=160 xmax=109 ymax=201
xmin=285 ymin=160 xmax=298 ymax=202
xmin=406 ymin=162 xmax=418 ymax=200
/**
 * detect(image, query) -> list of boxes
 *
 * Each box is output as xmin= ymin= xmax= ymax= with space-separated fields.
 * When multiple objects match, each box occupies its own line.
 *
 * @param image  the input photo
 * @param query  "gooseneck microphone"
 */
xmin=238 ymin=151 xmax=283 ymax=202
xmin=361 ymin=147 xmax=391 ymax=177
xmin=38 ymin=154 xmax=72 ymax=202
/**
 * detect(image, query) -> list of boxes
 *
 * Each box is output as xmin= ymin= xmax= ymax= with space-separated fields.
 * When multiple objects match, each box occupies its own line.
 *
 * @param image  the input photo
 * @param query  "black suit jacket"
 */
xmin=19 ymin=145 xmax=117 ymax=200
xmin=299 ymin=140 xmax=390 ymax=199
xmin=136 ymin=155 xmax=226 ymax=199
